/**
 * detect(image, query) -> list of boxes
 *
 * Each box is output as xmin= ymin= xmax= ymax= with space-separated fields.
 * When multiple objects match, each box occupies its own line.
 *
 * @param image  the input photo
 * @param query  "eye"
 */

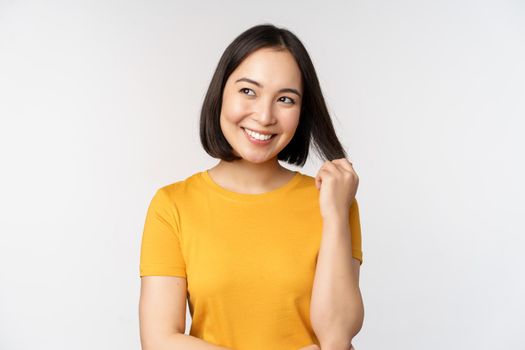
xmin=239 ymin=87 xmax=255 ymax=96
xmin=239 ymin=88 xmax=295 ymax=105
xmin=279 ymin=96 xmax=295 ymax=105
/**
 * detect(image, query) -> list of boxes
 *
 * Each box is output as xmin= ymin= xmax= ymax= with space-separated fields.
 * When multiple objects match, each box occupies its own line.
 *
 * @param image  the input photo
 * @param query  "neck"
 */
xmin=208 ymin=158 xmax=294 ymax=193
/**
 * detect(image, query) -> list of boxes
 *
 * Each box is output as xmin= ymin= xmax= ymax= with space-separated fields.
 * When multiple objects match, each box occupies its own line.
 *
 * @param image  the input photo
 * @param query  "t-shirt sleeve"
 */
xmin=139 ymin=187 xmax=187 ymax=278
xmin=349 ymin=198 xmax=364 ymax=266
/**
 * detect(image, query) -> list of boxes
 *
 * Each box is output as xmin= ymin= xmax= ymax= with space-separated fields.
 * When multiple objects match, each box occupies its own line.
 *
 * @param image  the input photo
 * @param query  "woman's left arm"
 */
xmin=310 ymin=158 xmax=364 ymax=350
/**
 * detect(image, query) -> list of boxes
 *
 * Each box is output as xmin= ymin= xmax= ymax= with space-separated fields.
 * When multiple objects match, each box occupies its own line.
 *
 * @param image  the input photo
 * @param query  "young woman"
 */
xmin=139 ymin=24 xmax=363 ymax=350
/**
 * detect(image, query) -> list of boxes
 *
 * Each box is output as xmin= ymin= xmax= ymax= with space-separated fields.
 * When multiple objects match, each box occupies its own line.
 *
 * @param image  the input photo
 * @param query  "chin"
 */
xmin=241 ymin=155 xmax=273 ymax=164
xmin=235 ymin=150 xmax=277 ymax=164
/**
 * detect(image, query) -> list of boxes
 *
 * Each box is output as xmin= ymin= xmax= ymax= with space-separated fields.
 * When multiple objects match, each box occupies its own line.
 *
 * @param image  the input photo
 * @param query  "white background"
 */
xmin=1 ymin=0 xmax=524 ymax=349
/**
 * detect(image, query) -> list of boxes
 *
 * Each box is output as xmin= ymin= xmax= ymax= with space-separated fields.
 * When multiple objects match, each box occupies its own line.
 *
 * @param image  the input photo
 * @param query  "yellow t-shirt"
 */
xmin=139 ymin=170 xmax=363 ymax=350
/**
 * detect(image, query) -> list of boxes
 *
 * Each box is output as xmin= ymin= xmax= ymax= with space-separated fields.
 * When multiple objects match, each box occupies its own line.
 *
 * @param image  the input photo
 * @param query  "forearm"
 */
xmin=143 ymin=333 xmax=233 ymax=350
xmin=309 ymin=215 xmax=364 ymax=350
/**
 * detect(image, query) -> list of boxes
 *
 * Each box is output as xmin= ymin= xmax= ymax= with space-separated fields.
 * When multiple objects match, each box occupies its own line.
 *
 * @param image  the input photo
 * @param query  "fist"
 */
xmin=315 ymin=158 xmax=359 ymax=219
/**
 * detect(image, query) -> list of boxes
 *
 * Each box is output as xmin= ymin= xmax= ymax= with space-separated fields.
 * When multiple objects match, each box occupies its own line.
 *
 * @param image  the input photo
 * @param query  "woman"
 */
xmin=139 ymin=23 xmax=363 ymax=350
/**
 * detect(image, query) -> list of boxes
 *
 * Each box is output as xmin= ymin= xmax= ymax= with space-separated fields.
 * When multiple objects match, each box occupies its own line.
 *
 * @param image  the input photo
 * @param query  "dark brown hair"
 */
xmin=200 ymin=23 xmax=348 ymax=166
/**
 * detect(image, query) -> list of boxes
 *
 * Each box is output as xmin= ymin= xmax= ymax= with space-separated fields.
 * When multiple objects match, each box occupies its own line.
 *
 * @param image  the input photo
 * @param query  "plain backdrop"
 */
xmin=1 ymin=0 xmax=524 ymax=349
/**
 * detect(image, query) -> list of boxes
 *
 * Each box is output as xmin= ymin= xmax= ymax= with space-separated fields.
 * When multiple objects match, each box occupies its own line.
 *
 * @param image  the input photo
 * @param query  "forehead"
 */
xmin=228 ymin=48 xmax=302 ymax=91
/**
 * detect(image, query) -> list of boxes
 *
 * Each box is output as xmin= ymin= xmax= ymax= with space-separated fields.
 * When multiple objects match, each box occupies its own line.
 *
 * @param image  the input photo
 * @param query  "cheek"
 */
xmin=222 ymin=95 xmax=250 ymax=124
xmin=280 ymin=110 xmax=301 ymax=133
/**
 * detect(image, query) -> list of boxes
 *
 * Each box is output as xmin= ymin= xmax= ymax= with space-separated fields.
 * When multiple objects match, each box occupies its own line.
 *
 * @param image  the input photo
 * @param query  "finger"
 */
xmin=324 ymin=160 xmax=346 ymax=177
xmin=331 ymin=158 xmax=354 ymax=172
xmin=332 ymin=157 xmax=353 ymax=168
xmin=315 ymin=167 xmax=328 ymax=189
xmin=322 ymin=160 xmax=343 ymax=173
xmin=316 ymin=161 xmax=332 ymax=188
xmin=332 ymin=160 xmax=357 ymax=179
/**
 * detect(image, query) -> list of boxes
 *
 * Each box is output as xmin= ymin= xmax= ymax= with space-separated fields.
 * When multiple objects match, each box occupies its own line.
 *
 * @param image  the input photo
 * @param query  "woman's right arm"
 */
xmin=139 ymin=276 xmax=232 ymax=350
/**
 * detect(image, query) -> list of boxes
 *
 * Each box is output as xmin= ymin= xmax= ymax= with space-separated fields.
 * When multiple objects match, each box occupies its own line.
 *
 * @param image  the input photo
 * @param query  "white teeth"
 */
xmin=244 ymin=128 xmax=273 ymax=140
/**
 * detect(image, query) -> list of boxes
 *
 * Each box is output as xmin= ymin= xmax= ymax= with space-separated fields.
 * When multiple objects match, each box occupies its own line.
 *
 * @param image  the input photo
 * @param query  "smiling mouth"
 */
xmin=241 ymin=127 xmax=277 ymax=143
xmin=241 ymin=127 xmax=277 ymax=138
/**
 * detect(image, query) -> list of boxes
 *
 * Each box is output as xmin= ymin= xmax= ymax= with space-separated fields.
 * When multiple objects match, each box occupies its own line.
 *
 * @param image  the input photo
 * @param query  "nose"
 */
xmin=252 ymin=97 xmax=277 ymax=126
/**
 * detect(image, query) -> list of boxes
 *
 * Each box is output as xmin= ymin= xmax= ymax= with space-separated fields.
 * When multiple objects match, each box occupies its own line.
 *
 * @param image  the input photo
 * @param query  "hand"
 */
xmin=297 ymin=344 xmax=321 ymax=350
xmin=315 ymin=158 xmax=359 ymax=220
xmin=297 ymin=344 xmax=356 ymax=350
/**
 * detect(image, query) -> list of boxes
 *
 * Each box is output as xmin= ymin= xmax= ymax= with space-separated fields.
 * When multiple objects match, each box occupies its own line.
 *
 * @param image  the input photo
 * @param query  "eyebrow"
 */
xmin=235 ymin=77 xmax=302 ymax=98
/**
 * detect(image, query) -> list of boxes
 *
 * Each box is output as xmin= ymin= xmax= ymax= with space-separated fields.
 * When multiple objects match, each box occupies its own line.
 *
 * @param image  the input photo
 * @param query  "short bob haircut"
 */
xmin=200 ymin=23 xmax=348 ymax=167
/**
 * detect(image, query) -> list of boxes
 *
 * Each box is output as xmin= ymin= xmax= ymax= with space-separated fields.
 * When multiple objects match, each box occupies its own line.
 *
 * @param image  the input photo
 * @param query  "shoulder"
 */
xmin=145 ymin=172 xmax=202 ymax=227
xmin=156 ymin=171 xmax=203 ymax=199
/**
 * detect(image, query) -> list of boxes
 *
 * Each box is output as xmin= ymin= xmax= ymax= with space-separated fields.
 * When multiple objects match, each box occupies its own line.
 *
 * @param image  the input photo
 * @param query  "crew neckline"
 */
xmin=200 ymin=169 xmax=303 ymax=202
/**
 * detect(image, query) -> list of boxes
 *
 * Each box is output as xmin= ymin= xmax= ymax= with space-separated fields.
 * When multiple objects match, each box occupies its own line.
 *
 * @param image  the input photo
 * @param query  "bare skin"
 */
xmin=298 ymin=345 xmax=321 ymax=350
xmin=209 ymin=48 xmax=361 ymax=350
xmin=208 ymin=46 xmax=303 ymax=194
xmin=207 ymin=159 xmax=296 ymax=195
xmin=298 ymin=344 xmax=355 ymax=350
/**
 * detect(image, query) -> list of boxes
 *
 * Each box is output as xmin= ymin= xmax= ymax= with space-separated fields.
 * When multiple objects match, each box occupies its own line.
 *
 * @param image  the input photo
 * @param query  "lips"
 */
xmin=241 ymin=127 xmax=276 ymax=136
xmin=241 ymin=127 xmax=276 ymax=144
